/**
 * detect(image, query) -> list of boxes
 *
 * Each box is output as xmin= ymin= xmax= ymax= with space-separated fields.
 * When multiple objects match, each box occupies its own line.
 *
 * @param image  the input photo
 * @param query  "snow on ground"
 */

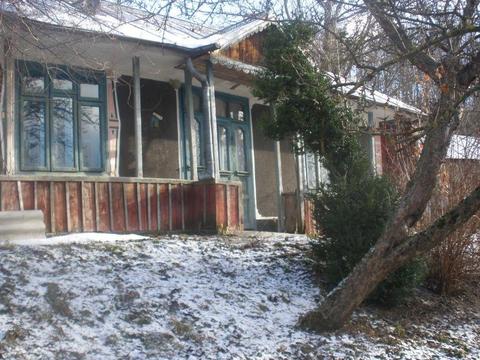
xmin=0 ymin=233 xmax=479 ymax=359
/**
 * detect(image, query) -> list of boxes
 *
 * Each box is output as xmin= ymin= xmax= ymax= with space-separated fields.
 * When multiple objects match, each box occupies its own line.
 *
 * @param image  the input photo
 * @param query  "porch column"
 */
xmin=294 ymin=151 xmax=305 ymax=233
xmin=184 ymin=68 xmax=198 ymax=180
xmin=274 ymin=140 xmax=285 ymax=232
xmin=206 ymin=60 xmax=220 ymax=180
xmin=132 ymin=56 xmax=143 ymax=178
xmin=4 ymin=53 xmax=15 ymax=175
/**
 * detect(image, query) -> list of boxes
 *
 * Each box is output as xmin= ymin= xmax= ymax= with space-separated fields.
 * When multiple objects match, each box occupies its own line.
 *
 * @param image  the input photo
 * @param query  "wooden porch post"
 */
xmin=274 ymin=140 xmax=285 ymax=232
xmin=294 ymin=151 xmax=305 ymax=233
xmin=4 ymin=53 xmax=15 ymax=175
xmin=206 ymin=60 xmax=220 ymax=180
xmin=132 ymin=56 xmax=143 ymax=178
xmin=184 ymin=68 xmax=198 ymax=180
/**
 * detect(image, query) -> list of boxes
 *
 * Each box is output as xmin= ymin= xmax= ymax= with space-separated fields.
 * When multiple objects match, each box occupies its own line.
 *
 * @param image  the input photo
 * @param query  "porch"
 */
xmin=0 ymin=176 xmax=242 ymax=234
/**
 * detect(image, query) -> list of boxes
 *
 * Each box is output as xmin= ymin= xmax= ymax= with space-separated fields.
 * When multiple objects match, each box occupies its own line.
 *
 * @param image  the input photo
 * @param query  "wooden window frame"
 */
xmin=16 ymin=60 xmax=107 ymax=174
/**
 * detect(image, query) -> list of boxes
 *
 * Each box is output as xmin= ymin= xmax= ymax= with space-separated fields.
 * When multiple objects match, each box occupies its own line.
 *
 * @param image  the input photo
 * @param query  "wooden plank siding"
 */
xmin=0 ymin=177 xmax=243 ymax=236
xmin=218 ymin=30 xmax=267 ymax=66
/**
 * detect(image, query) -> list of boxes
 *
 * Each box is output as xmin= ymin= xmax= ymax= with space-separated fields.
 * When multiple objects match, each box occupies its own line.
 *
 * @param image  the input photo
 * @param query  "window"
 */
xmin=303 ymin=152 xmax=329 ymax=190
xmin=17 ymin=61 xmax=106 ymax=172
xmin=235 ymin=128 xmax=247 ymax=171
xmin=218 ymin=126 xmax=229 ymax=171
xmin=215 ymin=97 xmax=245 ymax=122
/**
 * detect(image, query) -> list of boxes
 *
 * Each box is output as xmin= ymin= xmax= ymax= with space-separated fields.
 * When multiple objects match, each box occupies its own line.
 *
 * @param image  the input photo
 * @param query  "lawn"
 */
xmin=0 ymin=233 xmax=479 ymax=359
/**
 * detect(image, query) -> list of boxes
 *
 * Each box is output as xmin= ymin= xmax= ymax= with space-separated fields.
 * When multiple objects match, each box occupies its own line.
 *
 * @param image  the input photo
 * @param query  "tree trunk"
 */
xmin=299 ymin=93 xmax=464 ymax=331
xmin=300 ymin=184 xmax=480 ymax=331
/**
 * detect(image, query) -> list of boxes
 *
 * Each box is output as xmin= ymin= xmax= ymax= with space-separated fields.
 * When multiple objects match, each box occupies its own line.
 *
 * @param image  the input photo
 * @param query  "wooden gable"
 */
xmin=218 ymin=29 xmax=268 ymax=66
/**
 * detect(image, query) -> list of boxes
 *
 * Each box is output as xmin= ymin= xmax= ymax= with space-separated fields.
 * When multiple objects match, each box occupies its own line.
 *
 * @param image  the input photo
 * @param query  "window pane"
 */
xmin=219 ymin=126 xmax=228 ymax=171
xmin=53 ymin=78 xmax=73 ymax=91
xmin=215 ymin=98 xmax=227 ymax=118
xmin=52 ymin=97 xmax=74 ymax=169
xmin=22 ymin=76 xmax=44 ymax=93
xmin=305 ymin=152 xmax=317 ymax=189
xmin=80 ymin=83 xmax=99 ymax=98
xmin=80 ymin=105 xmax=102 ymax=169
xmin=229 ymin=101 xmax=244 ymax=121
xmin=22 ymin=100 xmax=46 ymax=168
xmin=235 ymin=128 xmax=246 ymax=171
xmin=193 ymin=94 xmax=202 ymax=113
xmin=194 ymin=117 xmax=202 ymax=166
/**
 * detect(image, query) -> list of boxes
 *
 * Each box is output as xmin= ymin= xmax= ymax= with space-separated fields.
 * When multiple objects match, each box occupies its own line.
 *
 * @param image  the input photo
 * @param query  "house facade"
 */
xmin=0 ymin=1 xmax=421 ymax=235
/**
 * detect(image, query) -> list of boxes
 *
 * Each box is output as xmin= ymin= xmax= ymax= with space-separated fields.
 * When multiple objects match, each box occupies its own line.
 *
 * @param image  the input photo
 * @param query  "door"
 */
xmin=217 ymin=116 xmax=255 ymax=229
xmin=182 ymin=92 xmax=255 ymax=229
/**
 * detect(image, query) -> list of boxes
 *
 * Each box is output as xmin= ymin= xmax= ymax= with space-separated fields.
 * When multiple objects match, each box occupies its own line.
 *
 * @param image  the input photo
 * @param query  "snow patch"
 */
xmin=9 ymin=232 xmax=149 ymax=246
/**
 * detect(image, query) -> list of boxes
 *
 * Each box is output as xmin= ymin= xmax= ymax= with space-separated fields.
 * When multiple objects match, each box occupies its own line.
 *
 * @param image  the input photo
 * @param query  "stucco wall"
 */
xmin=118 ymin=77 xmax=180 ymax=179
xmin=252 ymin=104 xmax=298 ymax=217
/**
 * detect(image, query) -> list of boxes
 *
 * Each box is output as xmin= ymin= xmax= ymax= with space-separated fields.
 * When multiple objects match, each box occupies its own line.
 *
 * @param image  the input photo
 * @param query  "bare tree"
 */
xmin=299 ymin=0 xmax=480 ymax=331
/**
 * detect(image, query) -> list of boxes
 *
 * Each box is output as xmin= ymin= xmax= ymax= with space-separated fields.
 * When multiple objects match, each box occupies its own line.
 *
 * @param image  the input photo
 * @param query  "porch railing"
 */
xmin=0 ymin=176 xmax=242 ymax=235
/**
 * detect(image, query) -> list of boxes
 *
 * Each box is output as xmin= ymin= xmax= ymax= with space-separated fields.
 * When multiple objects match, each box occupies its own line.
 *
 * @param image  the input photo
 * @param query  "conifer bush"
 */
xmin=311 ymin=156 xmax=426 ymax=306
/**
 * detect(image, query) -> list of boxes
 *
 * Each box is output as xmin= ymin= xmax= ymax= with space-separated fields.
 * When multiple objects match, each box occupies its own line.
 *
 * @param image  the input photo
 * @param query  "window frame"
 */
xmin=16 ymin=60 xmax=107 ymax=174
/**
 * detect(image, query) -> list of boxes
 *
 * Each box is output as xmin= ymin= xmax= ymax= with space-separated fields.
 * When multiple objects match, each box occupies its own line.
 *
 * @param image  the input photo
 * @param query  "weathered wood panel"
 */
xmin=171 ymin=184 xmax=182 ymax=231
xmin=21 ymin=182 xmax=35 ymax=210
xmin=67 ymin=182 xmax=82 ymax=232
xmin=0 ymin=177 xmax=242 ymax=235
xmin=147 ymin=183 xmax=158 ymax=232
xmin=96 ymin=182 xmax=110 ymax=232
xmin=219 ymin=29 xmax=267 ymax=65
xmin=82 ymin=182 xmax=96 ymax=232
xmin=1 ymin=181 xmax=19 ymax=211
xmin=159 ymin=184 xmax=169 ymax=231
xmin=36 ymin=182 xmax=51 ymax=232
xmin=124 ymin=183 xmax=139 ymax=232
xmin=53 ymin=182 xmax=67 ymax=233
xmin=215 ymin=184 xmax=227 ymax=229
xmin=228 ymin=185 xmax=239 ymax=228
xmin=111 ymin=182 xmax=126 ymax=232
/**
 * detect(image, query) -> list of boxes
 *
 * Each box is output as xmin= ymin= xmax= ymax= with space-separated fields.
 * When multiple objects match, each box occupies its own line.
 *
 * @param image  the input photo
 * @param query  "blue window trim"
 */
xmin=179 ymin=86 xmax=251 ymax=179
xmin=15 ymin=60 xmax=107 ymax=174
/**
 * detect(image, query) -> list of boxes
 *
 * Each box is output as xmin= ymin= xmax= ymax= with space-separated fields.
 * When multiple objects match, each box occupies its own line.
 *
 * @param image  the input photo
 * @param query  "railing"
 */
xmin=0 ymin=176 xmax=242 ymax=235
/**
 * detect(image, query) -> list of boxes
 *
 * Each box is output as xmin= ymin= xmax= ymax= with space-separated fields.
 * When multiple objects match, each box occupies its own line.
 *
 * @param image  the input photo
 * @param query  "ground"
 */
xmin=0 ymin=233 xmax=479 ymax=359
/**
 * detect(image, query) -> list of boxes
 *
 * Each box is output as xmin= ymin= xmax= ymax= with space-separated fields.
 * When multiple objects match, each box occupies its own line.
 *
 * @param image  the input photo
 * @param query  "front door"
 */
xmin=182 ymin=91 xmax=255 ymax=229
xmin=217 ymin=115 xmax=254 ymax=229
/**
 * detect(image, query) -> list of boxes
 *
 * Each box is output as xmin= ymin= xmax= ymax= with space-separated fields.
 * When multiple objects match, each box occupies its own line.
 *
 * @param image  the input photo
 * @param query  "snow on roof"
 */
xmin=325 ymin=73 xmax=423 ymax=114
xmin=210 ymin=54 xmax=261 ymax=74
xmin=447 ymin=135 xmax=480 ymax=160
xmin=1 ymin=0 xmax=270 ymax=51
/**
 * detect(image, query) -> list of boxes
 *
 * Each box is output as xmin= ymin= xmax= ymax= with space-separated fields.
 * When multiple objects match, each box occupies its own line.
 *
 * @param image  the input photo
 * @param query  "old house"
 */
xmin=0 ymin=1 xmax=422 ymax=235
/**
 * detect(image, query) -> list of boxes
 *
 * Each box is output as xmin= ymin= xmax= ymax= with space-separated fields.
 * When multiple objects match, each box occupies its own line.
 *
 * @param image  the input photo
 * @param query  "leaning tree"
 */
xmin=298 ymin=0 xmax=480 ymax=330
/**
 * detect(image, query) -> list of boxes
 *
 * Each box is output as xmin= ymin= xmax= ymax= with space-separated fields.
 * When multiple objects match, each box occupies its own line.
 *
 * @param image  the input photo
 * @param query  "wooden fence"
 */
xmin=0 ymin=176 xmax=242 ymax=235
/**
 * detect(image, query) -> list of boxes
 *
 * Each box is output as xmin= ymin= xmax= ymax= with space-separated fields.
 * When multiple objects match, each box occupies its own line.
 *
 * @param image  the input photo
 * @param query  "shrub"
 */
xmin=422 ymin=162 xmax=480 ymax=295
xmin=311 ymin=156 xmax=426 ymax=306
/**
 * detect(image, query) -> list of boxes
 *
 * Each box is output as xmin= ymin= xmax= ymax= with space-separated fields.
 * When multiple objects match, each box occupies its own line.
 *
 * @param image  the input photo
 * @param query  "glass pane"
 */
xmin=194 ymin=118 xmax=202 ymax=166
xmin=80 ymin=105 xmax=102 ymax=169
xmin=305 ymin=152 xmax=317 ymax=189
xmin=52 ymin=97 xmax=74 ymax=169
xmin=215 ymin=98 xmax=227 ymax=118
xmin=22 ymin=76 xmax=44 ymax=93
xmin=229 ymin=101 xmax=244 ymax=121
xmin=53 ymin=78 xmax=73 ymax=91
xmin=235 ymin=128 xmax=246 ymax=172
xmin=21 ymin=100 xmax=46 ymax=168
xmin=219 ymin=126 xmax=228 ymax=171
xmin=193 ymin=94 xmax=202 ymax=113
xmin=80 ymin=83 xmax=99 ymax=98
